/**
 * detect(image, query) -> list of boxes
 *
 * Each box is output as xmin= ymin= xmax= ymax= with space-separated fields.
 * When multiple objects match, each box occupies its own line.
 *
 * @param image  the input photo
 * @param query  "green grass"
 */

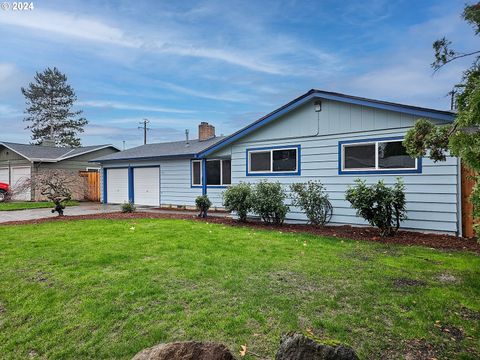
xmin=0 ymin=200 xmax=79 ymax=211
xmin=0 ymin=219 xmax=479 ymax=359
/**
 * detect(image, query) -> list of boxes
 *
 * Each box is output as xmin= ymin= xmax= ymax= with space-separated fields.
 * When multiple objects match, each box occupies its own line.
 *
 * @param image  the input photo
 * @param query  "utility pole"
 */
xmin=138 ymin=119 xmax=150 ymax=145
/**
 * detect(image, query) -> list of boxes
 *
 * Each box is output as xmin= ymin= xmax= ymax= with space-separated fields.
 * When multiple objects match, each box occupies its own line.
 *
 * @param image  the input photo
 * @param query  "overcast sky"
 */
xmin=0 ymin=0 xmax=476 ymax=148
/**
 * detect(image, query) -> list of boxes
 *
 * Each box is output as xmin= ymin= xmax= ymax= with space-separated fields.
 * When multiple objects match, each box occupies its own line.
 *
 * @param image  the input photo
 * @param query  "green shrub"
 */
xmin=252 ymin=181 xmax=289 ymax=225
xmin=222 ymin=183 xmax=253 ymax=222
xmin=195 ymin=195 xmax=211 ymax=218
xmin=345 ymin=178 xmax=407 ymax=237
xmin=121 ymin=202 xmax=136 ymax=213
xmin=290 ymin=181 xmax=332 ymax=226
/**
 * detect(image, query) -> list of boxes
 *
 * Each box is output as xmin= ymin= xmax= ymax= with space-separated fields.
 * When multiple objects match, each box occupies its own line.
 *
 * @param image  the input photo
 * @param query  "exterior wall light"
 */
xmin=314 ymin=101 xmax=322 ymax=112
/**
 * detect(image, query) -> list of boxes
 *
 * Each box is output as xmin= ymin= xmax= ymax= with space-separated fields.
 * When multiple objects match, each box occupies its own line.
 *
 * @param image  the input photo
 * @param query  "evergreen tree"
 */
xmin=21 ymin=67 xmax=88 ymax=147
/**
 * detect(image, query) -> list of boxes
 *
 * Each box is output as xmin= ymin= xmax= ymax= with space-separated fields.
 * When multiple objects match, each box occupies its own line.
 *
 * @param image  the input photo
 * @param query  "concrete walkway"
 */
xmin=0 ymin=203 xmax=232 ymax=224
xmin=0 ymin=202 xmax=121 ymax=223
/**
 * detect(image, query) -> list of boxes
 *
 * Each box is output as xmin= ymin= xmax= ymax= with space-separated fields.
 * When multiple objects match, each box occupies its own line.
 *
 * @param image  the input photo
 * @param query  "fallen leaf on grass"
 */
xmin=239 ymin=344 xmax=247 ymax=357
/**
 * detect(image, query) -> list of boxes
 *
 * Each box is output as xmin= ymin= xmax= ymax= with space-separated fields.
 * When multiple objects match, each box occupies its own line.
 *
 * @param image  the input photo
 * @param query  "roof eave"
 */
xmin=197 ymin=91 xmax=456 ymax=158
xmin=0 ymin=142 xmax=32 ymax=161
xmin=90 ymin=153 xmax=197 ymax=163
xmin=58 ymin=145 xmax=120 ymax=161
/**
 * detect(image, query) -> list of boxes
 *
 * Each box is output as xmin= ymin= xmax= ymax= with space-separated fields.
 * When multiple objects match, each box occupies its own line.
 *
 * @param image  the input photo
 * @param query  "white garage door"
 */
xmin=106 ymin=168 xmax=129 ymax=204
xmin=134 ymin=167 xmax=160 ymax=206
xmin=0 ymin=167 xmax=8 ymax=184
xmin=11 ymin=166 xmax=31 ymax=201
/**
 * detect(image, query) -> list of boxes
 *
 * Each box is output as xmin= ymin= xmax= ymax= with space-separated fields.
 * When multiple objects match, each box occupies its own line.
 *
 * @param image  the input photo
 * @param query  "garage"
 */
xmin=10 ymin=166 xmax=31 ymax=201
xmin=133 ymin=167 xmax=160 ymax=206
xmin=106 ymin=168 xmax=129 ymax=204
xmin=0 ymin=167 xmax=8 ymax=184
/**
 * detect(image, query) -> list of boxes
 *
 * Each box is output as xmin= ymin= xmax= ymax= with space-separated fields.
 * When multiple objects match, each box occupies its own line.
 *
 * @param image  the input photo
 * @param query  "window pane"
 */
xmin=250 ymin=151 xmax=271 ymax=172
xmin=378 ymin=141 xmax=416 ymax=169
xmin=344 ymin=144 xmax=375 ymax=169
xmin=273 ymin=149 xmax=297 ymax=172
xmin=222 ymin=160 xmax=231 ymax=185
xmin=192 ymin=161 xmax=201 ymax=185
xmin=206 ymin=160 xmax=221 ymax=185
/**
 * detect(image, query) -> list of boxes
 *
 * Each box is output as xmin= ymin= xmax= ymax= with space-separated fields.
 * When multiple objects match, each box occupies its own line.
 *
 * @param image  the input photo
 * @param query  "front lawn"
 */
xmin=0 ymin=200 xmax=79 ymax=211
xmin=0 ymin=219 xmax=478 ymax=359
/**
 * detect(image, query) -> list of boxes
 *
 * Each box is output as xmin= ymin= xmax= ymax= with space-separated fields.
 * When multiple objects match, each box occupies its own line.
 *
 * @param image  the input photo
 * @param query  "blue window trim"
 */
xmin=246 ymin=144 xmax=301 ymax=176
xmin=202 ymin=159 xmax=207 ymax=195
xmin=191 ymin=158 xmax=231 ymax=190
xmin=338 ymin=136 xmax=422 ymax=175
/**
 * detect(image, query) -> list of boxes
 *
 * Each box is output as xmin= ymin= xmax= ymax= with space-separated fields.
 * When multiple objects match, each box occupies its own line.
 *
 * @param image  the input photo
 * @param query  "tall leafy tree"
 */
xmin=22 ymin=67 xmax=88 ymax=147
xmin=403 ymin=2 xmax=480 ymax=238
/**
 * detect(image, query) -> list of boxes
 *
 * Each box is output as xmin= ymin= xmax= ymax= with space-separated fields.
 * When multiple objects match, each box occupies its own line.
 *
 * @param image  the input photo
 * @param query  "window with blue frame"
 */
xmin=247 ymin=146 xmax=300 ymax=175
xmin=339 ymin=138 xmax=419 ymax=174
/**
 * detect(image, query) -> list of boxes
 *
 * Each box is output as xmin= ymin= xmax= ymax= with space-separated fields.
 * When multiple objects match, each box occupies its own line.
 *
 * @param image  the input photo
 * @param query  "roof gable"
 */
xmin=197 ymin=89 xmax=456 ymax=157
xmin=0 ymin=142 xmax=119 ymax=162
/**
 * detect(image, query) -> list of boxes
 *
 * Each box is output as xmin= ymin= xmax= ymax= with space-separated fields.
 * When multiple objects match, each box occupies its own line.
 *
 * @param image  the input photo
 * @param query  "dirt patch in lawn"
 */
xmin=393 ymin=278 xmax=427 ymax=289
xmin=1 ymin=211 xmax=479 ymax=253
xmin=460 ymin=306 xmax=480 ymax=321
xmin=436 ymin=273 xmax=459 ymax=284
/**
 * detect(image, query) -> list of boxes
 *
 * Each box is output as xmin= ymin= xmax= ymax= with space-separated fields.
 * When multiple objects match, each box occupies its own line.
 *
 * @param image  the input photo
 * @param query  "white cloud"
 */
xmin=78 ymin=100 xmax=194 ymax=114
xmin=0 ymin=8 xmax=340 ymax=76
xmin=154 ymin=81 xmax=254 ymax=103
xmin=0 ymin=9 xmax=141 ymax=47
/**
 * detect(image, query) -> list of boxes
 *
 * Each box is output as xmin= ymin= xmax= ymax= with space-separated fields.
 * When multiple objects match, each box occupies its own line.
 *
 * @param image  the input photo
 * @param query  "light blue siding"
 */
xmin=208 ymin=99 xmax=459 ymax=235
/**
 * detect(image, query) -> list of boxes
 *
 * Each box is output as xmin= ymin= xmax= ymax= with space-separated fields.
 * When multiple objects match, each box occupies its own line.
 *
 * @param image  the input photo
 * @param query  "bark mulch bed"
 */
xmin=1 ymin=211 xmax=479 ymax=254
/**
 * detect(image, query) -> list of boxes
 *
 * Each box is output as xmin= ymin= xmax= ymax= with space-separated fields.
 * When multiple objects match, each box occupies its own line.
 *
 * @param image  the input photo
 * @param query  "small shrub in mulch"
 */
xmin=1 ymin=211 xmax=479 ymax=253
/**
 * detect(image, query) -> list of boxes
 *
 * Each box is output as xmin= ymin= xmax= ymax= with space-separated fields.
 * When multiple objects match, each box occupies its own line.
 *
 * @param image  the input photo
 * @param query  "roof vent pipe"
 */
xmin=185 ymin=129 xmax=190 ymax=146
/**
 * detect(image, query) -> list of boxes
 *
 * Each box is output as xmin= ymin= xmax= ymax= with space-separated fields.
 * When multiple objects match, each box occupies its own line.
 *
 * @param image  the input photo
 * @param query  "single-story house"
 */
xmin=0 ymin=140 xmax=119 ymax=201
xmin=93 ymin=89 xmax=463 ymax=235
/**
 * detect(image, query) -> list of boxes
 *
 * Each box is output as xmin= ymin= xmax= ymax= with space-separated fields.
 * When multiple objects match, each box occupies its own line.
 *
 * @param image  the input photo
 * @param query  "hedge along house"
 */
xmin=0 ymin=141 xmax=119 ymax=201
xmin=94 ymin=89 xmax=462 ymax=235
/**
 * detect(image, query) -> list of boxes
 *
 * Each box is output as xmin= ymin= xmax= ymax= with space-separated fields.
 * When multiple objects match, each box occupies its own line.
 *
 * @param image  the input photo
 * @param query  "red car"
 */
xmin=0 ymin=182 xmax=8 ymax=202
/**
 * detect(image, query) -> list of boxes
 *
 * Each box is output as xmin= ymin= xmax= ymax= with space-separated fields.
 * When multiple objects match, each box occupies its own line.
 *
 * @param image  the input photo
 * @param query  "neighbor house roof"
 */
xmin=197 ymin=89 xmax=457 ymax=157
xmin=92 ymin=136 xmax=226 ymax=162
xmin=0 ymin=142 xmax=119 ymax=162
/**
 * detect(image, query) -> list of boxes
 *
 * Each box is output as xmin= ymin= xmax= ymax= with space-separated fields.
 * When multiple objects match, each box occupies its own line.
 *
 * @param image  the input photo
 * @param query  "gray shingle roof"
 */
xmin=0 ymin=142 xmax=118 ymax=162
xmin=92 ymin=136 xmax=226 ymax=162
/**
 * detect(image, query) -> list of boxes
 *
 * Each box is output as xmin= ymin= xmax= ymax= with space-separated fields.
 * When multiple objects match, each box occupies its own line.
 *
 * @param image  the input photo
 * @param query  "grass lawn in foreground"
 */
xmin=0 ymin=200 xmax=79 ymax=211
xmin=0 ymin=219 xmax=478 ymax=359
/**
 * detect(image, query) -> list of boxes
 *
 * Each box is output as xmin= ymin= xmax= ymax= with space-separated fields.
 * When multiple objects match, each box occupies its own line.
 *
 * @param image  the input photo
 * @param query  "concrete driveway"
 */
xmin=0 ymin=202 xmax=121 ymax=223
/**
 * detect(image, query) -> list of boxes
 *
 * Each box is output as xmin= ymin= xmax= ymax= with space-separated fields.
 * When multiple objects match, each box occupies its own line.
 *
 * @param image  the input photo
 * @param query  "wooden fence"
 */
xmin=79 ymin=171 xmax=100 ymax=202
xmin=461 ymin=164 xmax=478 ymax=238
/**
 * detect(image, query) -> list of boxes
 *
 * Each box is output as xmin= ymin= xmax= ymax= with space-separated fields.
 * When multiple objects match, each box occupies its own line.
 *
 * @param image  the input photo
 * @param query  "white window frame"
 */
xmin=191 ymin=160 xmax=202 ymax=186
xmin=248 ymin=147 xmax=298 ymax=174
xmin=192 ymin=159 xmax=231 ymax=186
xmin=341 ymin=139 xmax=418 ymax=172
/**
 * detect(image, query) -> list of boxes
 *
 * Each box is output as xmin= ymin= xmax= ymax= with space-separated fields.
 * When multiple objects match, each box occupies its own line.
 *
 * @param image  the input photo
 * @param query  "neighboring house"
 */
xmin=0 ymin=140 xmax=120 ymax=201
xmin=93 ymin=90 xmax=462 ymax=235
